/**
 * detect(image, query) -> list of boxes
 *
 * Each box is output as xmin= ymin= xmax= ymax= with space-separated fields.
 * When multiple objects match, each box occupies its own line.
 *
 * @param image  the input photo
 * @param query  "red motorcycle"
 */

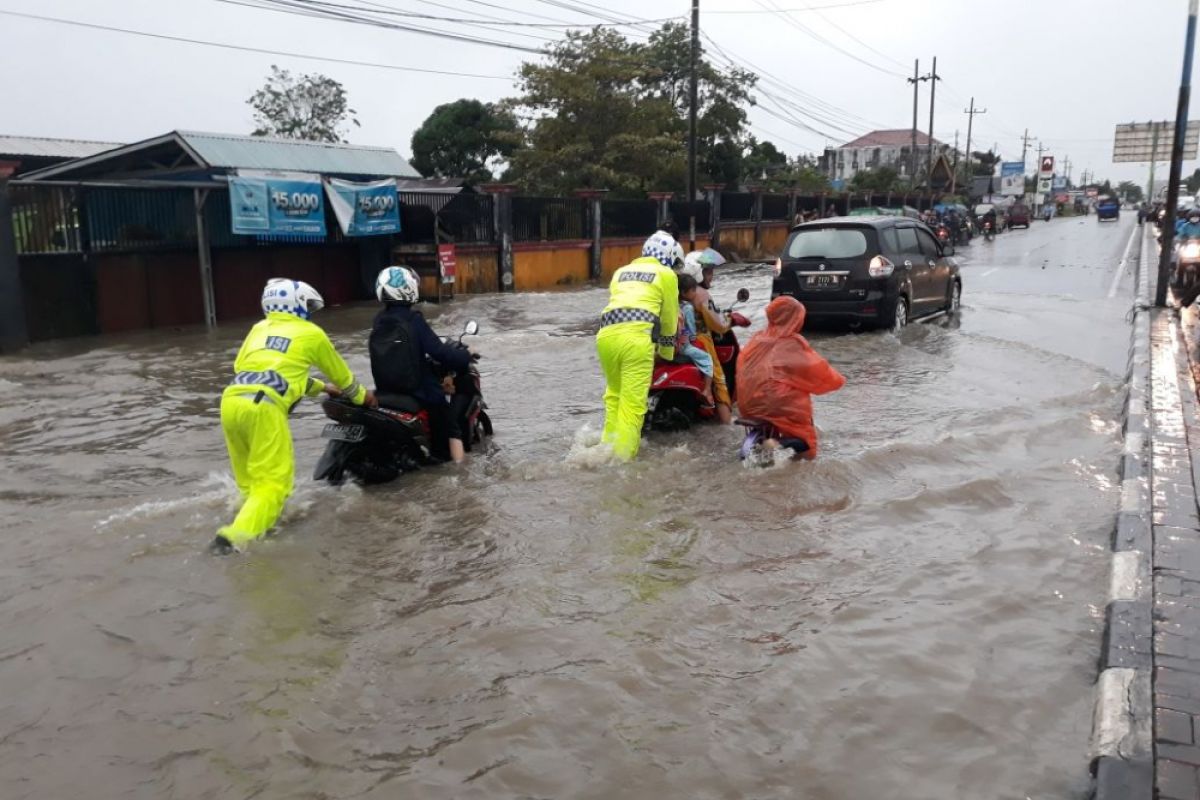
xmin=646 ymin=288 xmax=751 ymax=431
xmin=313 ymin=320 xmax=491 ymax=484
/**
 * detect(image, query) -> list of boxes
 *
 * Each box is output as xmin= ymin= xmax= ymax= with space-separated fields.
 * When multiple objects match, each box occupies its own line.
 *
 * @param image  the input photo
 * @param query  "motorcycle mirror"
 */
xmin=463 ymin=320 xmax=479 ymax=336
xmin=736 ymin=288 xmax=750 ymax=303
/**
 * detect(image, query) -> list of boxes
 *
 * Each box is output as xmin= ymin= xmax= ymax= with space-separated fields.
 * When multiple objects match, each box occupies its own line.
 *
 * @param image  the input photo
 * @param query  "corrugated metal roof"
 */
xmin=0 ymin=135 xmax=123 ymax=159
xmin=177 ymin=131 xmax=420 ymax=178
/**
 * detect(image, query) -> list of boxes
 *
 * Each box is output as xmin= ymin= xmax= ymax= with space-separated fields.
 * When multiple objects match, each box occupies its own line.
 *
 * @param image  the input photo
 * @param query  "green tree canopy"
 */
xmin=502 ymin=24 xmax=757 ymax=197
xmin=971 ymin=149 xmax=1001 ymax=176
xmin=1116 ymin=181 xmax=1144 ymax=203
xmin=851 ymin=166 xmax=900 ymax=192
xmin=410 ymin=99 xmax=517 ymax=184
xmin=248 ymin=65 xmax=358 ymax=143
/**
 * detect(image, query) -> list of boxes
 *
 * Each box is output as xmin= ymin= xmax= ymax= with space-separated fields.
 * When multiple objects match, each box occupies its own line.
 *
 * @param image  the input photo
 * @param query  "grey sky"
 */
xmin=0 ymin=0 xmax=1191 ymax=187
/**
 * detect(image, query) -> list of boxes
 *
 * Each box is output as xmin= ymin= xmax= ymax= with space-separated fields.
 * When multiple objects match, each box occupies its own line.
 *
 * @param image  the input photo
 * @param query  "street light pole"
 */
xmin=926 ymin=56 xmax=941 ymax=182
xmin=687 ymin=0 xmax=699 ymax=249
xmin=1157 ymin=0 xmax=1198 ymax=307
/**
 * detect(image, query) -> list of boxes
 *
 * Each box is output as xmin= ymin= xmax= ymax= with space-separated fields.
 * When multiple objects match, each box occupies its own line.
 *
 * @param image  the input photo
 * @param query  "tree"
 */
xmin=410 ymin=99 xmax=518 ymax=184
xmin=850 ymin=166 xmax=900 ymax=193
xmin=742 ymin=139 xmax=788 ymax=183
xmin=501 ymin=24 xmax=757 ymax=196
xmin=248 ymin=65 xmax=359 ymax=143
xmin=971 ymin=149 xmax=1001 ymax=176
xmin=1117 ymin=181 xmax=1144 ymax=203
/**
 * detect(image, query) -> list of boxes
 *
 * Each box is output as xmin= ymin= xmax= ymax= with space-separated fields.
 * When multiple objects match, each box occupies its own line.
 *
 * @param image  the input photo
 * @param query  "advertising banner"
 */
xmin=1052 ymin=175 xmax=1068 ymax=191
xmin=325 ymin=178 xmax=401 ymax=236
xmin=999 ymin=162 xmax=1025 ymax=196
xmin=1039 ymin=155 xmax=1055 ymax=177
xmin=438 ymin=244 xmax=457 ymax=284
xmin=229 ymin=173 xmax=325 ymax=236
xmin=1038 ymin=177 xmax=1052 ymax=194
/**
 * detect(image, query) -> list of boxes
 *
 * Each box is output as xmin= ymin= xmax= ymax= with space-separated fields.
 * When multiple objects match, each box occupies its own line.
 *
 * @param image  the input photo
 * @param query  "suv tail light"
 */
xmin=773 ymin=257 xmax=782 ymax=277
xmin=868 ymin=255 xmax=894 ymax=278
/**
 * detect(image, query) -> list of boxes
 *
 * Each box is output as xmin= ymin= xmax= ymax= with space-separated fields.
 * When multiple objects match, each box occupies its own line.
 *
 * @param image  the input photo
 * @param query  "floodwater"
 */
xmin=0 ymin=215 xmax=1140 ymax=799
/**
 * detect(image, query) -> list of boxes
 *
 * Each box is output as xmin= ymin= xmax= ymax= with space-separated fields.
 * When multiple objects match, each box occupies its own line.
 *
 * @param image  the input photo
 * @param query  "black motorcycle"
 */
xmin=313 ymin=320 xmax=491 ymax=484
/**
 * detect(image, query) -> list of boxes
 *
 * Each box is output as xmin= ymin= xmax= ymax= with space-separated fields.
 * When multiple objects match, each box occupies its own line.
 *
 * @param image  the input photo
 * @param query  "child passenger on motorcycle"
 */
xmin=676 ymin=274 xmax=715 ymax=406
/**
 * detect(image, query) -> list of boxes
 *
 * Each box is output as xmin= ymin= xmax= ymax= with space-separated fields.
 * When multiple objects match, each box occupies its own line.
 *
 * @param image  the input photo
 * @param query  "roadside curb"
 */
xmin=1091 ymin=224 xmax=1154 ymax=799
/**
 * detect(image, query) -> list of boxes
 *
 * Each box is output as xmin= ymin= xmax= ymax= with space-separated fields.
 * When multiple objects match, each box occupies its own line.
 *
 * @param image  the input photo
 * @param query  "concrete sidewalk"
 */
xmin=1094 ymin=228 xmax=1200 ymax=799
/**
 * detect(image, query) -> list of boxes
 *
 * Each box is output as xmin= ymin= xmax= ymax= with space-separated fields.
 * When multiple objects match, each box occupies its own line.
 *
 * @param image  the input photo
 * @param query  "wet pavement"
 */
xmin=0 ymin=214 xmax=1142 ymax=799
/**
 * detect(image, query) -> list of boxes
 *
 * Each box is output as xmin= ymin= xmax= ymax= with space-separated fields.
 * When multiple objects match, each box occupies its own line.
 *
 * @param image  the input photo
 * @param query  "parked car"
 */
xmin=1008 ymin=203 xmax=1031 ymax=228
xmin=771 ymin=217 xmax=962 ymax=333
xmin=1096 ymin=196 xmax=1120 ymax=222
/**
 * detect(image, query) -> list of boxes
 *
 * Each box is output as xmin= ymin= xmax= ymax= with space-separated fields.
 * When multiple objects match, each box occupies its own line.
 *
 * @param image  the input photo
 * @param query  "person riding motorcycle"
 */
xmin=736 ymin=296 xmax=845 ymax=458
xmin=597 ymin=233 xmax=680 ymax=460
xmin=369 ymin=266 xmax=474 ymax=463
xmin=1176 ymin=209 xmax=1200 ymax=239
xmin=213 ymin=278 xmax=375 ymax=554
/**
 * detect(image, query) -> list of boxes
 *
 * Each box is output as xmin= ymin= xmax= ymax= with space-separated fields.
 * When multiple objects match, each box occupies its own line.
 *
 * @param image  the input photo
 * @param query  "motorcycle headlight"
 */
xmin=1184 ymin=243 xmax=1200 ymax=259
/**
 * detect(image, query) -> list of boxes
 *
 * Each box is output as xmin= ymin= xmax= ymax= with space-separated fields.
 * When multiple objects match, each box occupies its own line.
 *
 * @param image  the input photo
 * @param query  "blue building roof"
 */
xmin=22 ymin=129 xmax=420 ymax=182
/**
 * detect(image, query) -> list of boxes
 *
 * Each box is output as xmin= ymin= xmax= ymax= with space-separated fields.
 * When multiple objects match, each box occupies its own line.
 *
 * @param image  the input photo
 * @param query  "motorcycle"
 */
xmin=313 ymin=320 xmax=491 ymax=484
xmin=982 ymin=220 xmax=994 ymax=242
xmin=1174 ymin=238 xmax=1200 ymax=293
xmin=935 ymin=223 xmax=953 ymax=246
xmin=646 ymin=288 xmax=752 ymax=431
xmin=736 ymin=418 xmax=810 ymax=464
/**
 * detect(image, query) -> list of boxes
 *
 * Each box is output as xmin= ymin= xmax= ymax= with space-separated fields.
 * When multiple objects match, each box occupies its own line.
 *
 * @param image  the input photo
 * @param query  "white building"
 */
xmin=821 ymin=129 xmax=953 ymax=184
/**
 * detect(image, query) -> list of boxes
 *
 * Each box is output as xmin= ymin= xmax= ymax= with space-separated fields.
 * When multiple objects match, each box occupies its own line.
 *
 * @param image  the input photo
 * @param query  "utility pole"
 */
xmin=950 ymin=130 xmax=960 ymax=194
xmin=906 ymin=59 xmax=924 ymax=182
xmin=1063 ymin=156 xmax=1072 ymax=183
xmin=687 ymin=0 xmax=699 ymax=249
xmin=1035 ymin=141 xmax=1046 ymax=195
xmin=963 ymin=97 xmax=986 ymax=190
xmin=1020 ymin=129 xmax=1034 ymax=165
xmin=926 ymin=56 xmax=941 ymax=182
xmin=1158 ymin=0 xmax=1198 ymax=307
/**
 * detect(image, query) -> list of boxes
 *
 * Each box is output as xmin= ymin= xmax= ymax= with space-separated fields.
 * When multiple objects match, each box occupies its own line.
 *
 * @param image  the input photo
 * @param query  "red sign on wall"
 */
xmin=437 ymin=244 xmax=457 ymax=284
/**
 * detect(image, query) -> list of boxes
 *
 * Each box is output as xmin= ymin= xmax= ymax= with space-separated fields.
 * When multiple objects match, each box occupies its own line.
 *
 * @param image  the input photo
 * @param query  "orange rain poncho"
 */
xmin=736 ymin=296 xmax=845 ymax=456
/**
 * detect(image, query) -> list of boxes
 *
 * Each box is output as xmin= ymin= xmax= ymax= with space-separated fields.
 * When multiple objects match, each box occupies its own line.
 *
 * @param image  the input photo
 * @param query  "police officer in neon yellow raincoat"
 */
xmin=211 ymin=278 xmax=375 ymax=553
xmin=597 ymin=233 xmax=681 ymax=460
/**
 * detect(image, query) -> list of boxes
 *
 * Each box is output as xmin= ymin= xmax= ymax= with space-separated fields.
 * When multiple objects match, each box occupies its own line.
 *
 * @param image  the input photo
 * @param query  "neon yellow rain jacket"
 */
xmin=600 ymin=257 xmax=680 ymax=361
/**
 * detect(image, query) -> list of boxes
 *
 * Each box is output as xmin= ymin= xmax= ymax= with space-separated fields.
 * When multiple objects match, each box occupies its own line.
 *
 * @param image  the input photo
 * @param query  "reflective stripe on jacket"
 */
xmin=225 ymin=312 xmax=367 ymax=408
xmin=601 ymin=257 xmax=679 ymax=361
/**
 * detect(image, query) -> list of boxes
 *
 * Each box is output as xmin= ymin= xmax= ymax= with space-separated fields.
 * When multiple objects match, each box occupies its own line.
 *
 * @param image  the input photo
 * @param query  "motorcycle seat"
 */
xmin=375 ymin=393 xmax=423 ymax=414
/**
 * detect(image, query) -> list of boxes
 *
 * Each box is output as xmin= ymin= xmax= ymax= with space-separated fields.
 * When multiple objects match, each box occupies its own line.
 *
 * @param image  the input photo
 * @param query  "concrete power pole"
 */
xmin=907 ymin=59 xmax=923 ymax=182
xmin=687 ymin=0 xmax=699 ymax=248
xmin=963 ymin=97 xmax=986 ymax=193
xmin=926 ymin=56 xmax=941 ymax=182
xmin=1157 ymin=0 xmax=1198 ymax=306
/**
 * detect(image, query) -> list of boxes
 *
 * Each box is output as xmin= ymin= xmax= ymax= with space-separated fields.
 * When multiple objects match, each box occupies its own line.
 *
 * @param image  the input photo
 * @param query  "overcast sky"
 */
xmin=1 ymin=0 xmax=1193 ymax=187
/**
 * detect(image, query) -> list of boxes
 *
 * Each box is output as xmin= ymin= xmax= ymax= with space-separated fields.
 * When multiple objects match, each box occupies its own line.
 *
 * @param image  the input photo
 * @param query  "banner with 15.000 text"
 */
xmin=228 ymin=173 xmax=326 ymax=236
xmin=325 ymin=178 xmax=401 ymax=236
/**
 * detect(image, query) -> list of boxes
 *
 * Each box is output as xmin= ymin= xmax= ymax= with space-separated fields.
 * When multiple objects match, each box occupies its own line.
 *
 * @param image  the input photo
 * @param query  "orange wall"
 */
xmin=719 ymin=224 xmax=756 ymax=256
xmin=513 ymin=244 xmax=590 ymax=291
xmin=761 ymin=223 xmax=790 ymax=255
xmin=599 ymin=236 xmax=713 ymax=281
xmin=456 ymin=247 xmax=499 ymax=294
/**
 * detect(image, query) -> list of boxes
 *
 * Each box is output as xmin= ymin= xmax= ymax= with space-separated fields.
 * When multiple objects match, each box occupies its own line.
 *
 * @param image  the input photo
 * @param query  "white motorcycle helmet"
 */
xmin=261 ymin=278 xmax=324 ymax=320
xmin=679 ymin=251 xmax=705 ymax=282
xmin=375 ymin=265 xmax=420 ymax=304
xmin=642 ymin=232 xmax=685 ymax=270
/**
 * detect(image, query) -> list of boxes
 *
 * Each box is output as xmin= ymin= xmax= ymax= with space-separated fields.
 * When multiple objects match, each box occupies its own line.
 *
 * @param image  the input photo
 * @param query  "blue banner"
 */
xmin=325 ymin=178 xmax=401 ymax=236
xmin=1000 ymin=161 xmax=1024 ymax=178
xmin=229 ymin=175 xmax=326 ymax=237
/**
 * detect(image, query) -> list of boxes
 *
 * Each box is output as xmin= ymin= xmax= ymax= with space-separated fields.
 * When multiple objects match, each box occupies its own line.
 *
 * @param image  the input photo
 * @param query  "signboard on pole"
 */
xmin=1052 ymin=175 xmax=1068 ymax=191
xmin=229 ymin=172 xmax=325 ymax=236
xmin=1037 ymin=177 xmax=1052 ymax=193
xmin=325 ymin=178 xmax=401 ymax=236
xmin=437 ymin=244 xmax=457 ymax=284
xmin=1113 ymin=121 xmax=1200 ymax=162
xmin=999 ymin=162 xmax=1025 ymax=196
xmin=1039 ymin=156 xmax=1055 ymax=177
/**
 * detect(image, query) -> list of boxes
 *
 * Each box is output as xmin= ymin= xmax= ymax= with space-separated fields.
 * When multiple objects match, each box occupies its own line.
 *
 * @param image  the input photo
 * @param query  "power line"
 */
xmin=752 ymin=0 xmax=907 ymax=79
xmin=708 ymin=0 xmax=889 ymax=11
xmin=244 ymin=0 xmax=679 ymax=26
xmin=0 ymin=9 xmax=516 ymax=77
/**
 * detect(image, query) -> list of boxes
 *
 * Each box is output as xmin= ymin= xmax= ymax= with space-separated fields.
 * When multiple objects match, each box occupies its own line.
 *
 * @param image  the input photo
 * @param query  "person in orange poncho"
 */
xmin=736 ymin=296 xmax=845 ymax=458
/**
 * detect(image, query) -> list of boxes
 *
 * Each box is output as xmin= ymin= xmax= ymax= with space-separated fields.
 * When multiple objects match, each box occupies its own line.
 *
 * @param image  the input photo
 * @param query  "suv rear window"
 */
xmin=785 ymin=227 xmax=869 ymax=259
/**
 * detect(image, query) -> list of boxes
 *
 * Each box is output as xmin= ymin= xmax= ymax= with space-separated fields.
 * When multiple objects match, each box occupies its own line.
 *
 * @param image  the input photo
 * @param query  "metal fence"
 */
xmin=720 ymin=192 xmax=755 ymax=221
xmin=601 ymin=198 xmax=658 ymax=238
xmin=11 ymin=184 xmax=81 ymax=254
xmin=396 ymin=191 xmax=493 ymax=244
xmin=86 ymin=188 xmax=197 ymax=252
xmin=668 ymin=200 xmax=711 ymax=234
xmin=761 ymin=193 xmax=790 ymax=220
xmin=512 ymin=196 xmax=590 ymax=241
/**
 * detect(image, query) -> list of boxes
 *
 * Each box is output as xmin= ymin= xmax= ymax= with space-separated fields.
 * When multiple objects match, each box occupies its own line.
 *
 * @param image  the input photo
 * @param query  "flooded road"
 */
xmin=0 ymin=215 xmax=1139 ymax=799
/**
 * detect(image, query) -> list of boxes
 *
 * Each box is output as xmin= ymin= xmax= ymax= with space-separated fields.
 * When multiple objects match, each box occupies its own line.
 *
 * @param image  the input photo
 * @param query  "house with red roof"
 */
xmin=820 ymin=129 xmax=954 ymax=186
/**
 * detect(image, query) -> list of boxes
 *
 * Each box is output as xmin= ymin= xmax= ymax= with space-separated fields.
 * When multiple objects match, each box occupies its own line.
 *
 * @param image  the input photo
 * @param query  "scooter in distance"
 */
xmin=313 ymin=320 xmax=491 ymax=484
xmin=646 ymin=288 xmax=751 ymax=431
xmin=736 ymin=418 xmax=811 ymax=465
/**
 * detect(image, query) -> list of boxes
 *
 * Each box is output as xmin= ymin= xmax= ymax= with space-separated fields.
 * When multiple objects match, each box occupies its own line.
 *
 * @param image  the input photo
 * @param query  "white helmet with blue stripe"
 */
xmin=375 ymin=265 xmax=420 ymax=304
xmin=261 ymin=278 xmax=324 ymax=319
xmin=642 ymin=231 xmax=685 ymax=269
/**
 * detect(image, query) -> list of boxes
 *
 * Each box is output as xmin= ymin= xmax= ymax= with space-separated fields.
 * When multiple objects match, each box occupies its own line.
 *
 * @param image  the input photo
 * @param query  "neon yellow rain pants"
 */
xmin=597 ymin=325 xmax=655 ymax=461
xmin=218 ymin=392 xmax=294 ymax=547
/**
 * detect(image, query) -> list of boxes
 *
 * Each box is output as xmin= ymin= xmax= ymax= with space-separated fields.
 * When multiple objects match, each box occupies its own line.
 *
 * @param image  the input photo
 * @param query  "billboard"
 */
xmin=1113 ymin=121 xmax=1200 ymax=162
xmin=1052 ymin=175 xmax=1068 ymax=191
xmin=1039 ymin=156 xmax=1055 ymax=177
xmin=325 ymin=178 xmax=401 ymax=236
xmin=229 ymin=173 xmax=326 ymax=237
xmin=1000 ymin=162 xmax=1025 ymax=196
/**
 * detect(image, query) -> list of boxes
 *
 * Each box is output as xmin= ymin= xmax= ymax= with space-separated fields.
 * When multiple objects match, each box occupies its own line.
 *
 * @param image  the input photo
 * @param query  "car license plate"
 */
xmin=321 ymin=423 xmax=366 ymax=442
xmin=804 ymin=274 xmax=843 ymax=290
